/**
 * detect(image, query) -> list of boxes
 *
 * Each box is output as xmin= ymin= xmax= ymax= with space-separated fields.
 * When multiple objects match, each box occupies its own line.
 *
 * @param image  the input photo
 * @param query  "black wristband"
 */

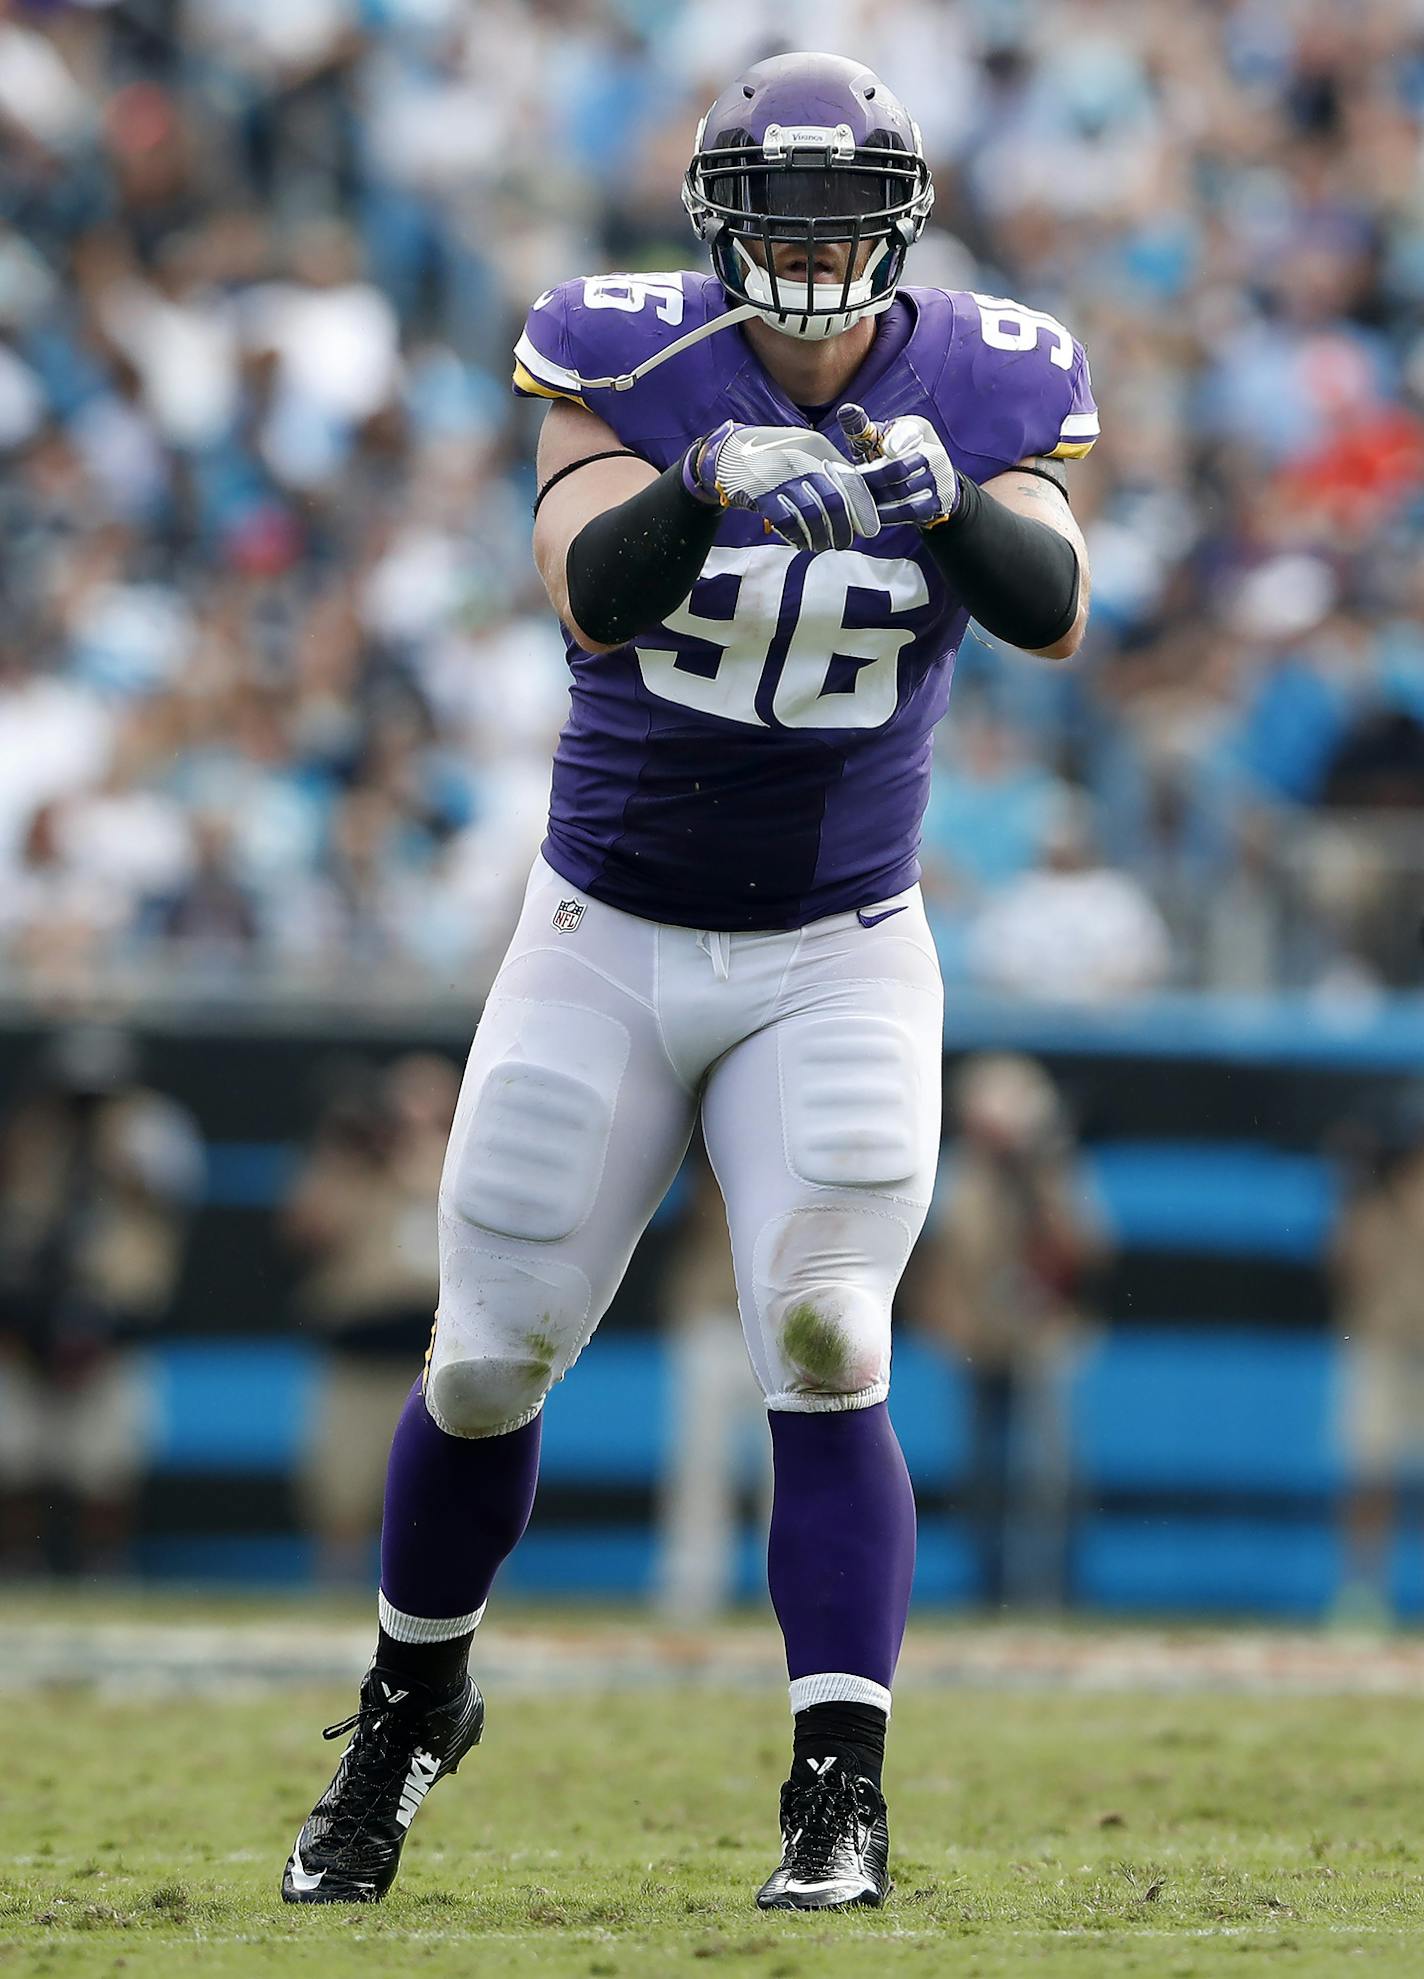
xmin=565 ymin=459 xmax=723 ymax=647
xmin=922 ymin=471 xmax=1080 ymax=650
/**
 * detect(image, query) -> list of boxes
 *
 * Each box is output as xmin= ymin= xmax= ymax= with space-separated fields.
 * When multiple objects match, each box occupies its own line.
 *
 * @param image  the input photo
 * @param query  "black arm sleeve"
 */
xmin=921 ymin=470 xmax=1080 ymax=650
xmin=564 ymin=460 xmax=723 ymax=647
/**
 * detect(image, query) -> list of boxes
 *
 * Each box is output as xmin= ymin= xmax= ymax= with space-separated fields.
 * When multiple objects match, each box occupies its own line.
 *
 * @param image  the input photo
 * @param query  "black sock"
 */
xmin=373 ymin=1626 xmax=474 ymax=1698
xmin=792 ymin=1700 xmax=888 ymax=1791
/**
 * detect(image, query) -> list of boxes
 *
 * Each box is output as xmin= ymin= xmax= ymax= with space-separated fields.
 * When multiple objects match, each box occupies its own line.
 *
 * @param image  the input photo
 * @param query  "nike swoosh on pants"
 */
xmin=857 ymin=905 xmax=908 ymax=928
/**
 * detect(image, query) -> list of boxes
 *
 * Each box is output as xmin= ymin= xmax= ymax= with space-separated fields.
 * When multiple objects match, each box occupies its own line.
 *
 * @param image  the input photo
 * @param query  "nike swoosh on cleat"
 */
xmin=857 ymin=905 xmax=908 ymax=928
xmin=287 ymin=1845 xmax=325 ymax=1893
xmin=782 ymin=1878 xmax=874 ymax=1897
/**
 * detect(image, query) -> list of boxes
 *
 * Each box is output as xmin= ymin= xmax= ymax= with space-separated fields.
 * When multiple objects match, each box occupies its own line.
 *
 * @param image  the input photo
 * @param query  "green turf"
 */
xmin=4 ymin=1682 xmax=1424 ymax=1976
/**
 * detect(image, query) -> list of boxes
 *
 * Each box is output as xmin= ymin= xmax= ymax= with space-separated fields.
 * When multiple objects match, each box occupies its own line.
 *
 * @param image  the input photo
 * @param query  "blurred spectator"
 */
xmin=0 ymin=1026 xmax=203 ymax=1574
xmin=0 ymin=1 xmax=1421 ymax=1000
xmin=284 ymin=1051 xmax=457 ymax=1581
xmin=969 ymin=794 xmax=1171 ymax=1002
xmin=146 ymin=812 xmax=261 ymax=962
xmin=905 ymin=1054 xmax=1108 ymax=1608
xmin=655 ymin=1148 xmax=769 ymax=1622
xmin=1330 ymin=1090 xmax=1424 ymax=1629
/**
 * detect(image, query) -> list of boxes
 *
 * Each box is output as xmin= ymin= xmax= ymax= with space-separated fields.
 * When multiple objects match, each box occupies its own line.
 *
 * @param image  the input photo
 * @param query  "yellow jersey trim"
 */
xmin=512 ymin=358 xmax=587 ymax=408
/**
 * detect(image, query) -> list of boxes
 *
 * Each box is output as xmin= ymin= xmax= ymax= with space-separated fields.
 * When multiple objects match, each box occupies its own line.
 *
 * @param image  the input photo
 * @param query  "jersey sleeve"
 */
xmin=1052 ymin=343 xmax=1100 ymax=460
xmin=512 ymin=281 xmax=590 ymax=408
xmin=511 ymin=273 xmax=710 ymax=450
xmin=936 ymin=291 xmax=1099 ymax=478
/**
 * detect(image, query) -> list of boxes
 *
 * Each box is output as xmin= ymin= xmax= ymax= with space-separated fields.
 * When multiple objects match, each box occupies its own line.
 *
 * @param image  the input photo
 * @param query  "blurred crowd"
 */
xmin=0 ymin=1026 xmax=202 ymax=1570
xmin=3 ymin=0 xmax=1424 ymax=1003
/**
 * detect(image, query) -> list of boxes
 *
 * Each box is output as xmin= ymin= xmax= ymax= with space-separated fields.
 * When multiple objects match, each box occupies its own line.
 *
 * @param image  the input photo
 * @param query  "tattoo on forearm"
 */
xmin=1013 ymin=455 xmax=1070 ymax=500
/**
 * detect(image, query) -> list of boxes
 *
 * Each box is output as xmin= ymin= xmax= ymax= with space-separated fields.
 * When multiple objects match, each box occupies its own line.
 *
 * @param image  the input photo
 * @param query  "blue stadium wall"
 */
xmin=5 ymin=993 xmax=1423 ymax=1617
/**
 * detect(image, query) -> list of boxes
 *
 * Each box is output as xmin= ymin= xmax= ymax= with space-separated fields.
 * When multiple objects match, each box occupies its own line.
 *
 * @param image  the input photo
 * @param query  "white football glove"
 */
xmin=838 ymin=403 xmax=961 ymax=528
xmin=686 ymin=419 xmax=881 ymax=553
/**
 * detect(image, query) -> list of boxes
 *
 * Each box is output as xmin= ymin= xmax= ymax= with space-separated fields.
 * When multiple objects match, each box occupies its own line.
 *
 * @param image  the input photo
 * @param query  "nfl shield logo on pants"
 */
xmin=552 ymin=898 xmax=586 ymax=933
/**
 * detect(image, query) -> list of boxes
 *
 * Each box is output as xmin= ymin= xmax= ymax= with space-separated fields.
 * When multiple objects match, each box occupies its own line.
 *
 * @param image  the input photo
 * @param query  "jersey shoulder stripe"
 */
xmin=511 ymin=274 xmax=733 ymax=442
xmin=1050 ymin=408 xmax=1100 ymax=461
xmin=513 ymin=331 xmax=588 ymax=407
xmin=922 ymin=288 xmax=1100 ymax=474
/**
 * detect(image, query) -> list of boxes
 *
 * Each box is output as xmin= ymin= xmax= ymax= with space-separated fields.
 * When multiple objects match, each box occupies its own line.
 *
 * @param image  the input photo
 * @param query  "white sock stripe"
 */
xmin=377 ymin=1592 xmax=486 ymax=1643
xmin=788 ymin=1672 xmax=893 ymax=1718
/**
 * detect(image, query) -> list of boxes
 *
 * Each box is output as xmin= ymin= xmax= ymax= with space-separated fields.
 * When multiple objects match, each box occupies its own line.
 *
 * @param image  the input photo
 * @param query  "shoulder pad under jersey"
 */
xmin=926 ymin=288 xmax=1099 ymax=478
xmin=513 ymin=272 xmax=733 ymax=439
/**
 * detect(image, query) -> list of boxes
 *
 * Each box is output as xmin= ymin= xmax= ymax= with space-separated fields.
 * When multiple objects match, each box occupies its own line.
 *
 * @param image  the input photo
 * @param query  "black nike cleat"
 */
xmin=755 ymin=1759 xmax=892 ymax=1911
xmin=281 ymin=1668 xmax=483 ymax=1903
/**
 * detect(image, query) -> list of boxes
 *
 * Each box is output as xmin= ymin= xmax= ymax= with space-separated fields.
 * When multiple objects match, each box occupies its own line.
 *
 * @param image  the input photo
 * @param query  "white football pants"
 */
xmin=428 ymin=856 xmax=943 ymax=1438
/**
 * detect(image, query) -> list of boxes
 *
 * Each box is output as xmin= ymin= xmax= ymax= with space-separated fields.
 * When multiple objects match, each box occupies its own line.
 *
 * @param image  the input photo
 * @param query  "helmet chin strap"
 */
xmin=733 ymin=238 xmax=895 ymax=341
xmin=747 ymin=289 xmax=897 ymax=342
xmin=559 ymin=238 xmax=896 ymax=391
xmin=557 ymin=302 xmax=760 ymax=395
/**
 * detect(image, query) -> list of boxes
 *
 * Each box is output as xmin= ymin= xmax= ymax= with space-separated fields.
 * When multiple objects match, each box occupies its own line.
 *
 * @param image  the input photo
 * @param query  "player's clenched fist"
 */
xmin=837 ymin=404 xmax=961 ymax=529
xmin=684 ymin=418 xmax=881 ymax=554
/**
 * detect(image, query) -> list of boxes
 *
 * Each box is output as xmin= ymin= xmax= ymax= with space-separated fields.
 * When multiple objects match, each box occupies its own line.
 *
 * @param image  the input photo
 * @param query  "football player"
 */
xmin=284 ymin=50 xmax=1096 ymax=1913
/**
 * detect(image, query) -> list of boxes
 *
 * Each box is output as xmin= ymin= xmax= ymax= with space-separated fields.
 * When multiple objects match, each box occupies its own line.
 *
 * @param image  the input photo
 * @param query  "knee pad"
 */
xmin=753 ymin=1205 xmax=916 ymax=1410
xmin=427 ymin=1244 xmax=592 ymax=1437
xmin=426 ymin=1352 xmax=552 ymax=1439
xmin=771 ymin=1284 xmax=890 ymax=1403
xmin=443 ymin=998 xmax=630 ymax=1243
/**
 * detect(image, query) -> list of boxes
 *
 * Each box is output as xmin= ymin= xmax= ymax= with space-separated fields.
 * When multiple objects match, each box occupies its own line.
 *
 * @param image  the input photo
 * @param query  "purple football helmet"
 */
xmin=683 ymin=51 xmax=934 ymax=341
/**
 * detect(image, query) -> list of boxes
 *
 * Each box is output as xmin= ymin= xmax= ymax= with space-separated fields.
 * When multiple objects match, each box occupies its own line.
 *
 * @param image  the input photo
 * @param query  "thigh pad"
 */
xmin=445 ymin=999 xmax=631 ymax=1243
xmin=780 ymin=1013 xmax=923 ymax=1190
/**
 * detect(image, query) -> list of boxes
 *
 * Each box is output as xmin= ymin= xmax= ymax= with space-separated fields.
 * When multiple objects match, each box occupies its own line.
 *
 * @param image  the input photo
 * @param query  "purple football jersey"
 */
xmin=513 ymin=273 xmax=1098 ymax=932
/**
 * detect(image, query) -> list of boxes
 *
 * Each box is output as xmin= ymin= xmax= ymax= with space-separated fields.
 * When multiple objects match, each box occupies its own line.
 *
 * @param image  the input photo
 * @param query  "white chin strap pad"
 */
xmin=733 ymin=240 xmax=895 ymax=341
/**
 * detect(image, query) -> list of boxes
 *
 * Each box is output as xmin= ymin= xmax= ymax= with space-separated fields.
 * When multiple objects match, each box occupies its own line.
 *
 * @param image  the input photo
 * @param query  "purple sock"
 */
xmin=767 ymin=1402 xmax=917 ymax=1696
xmin=378 ymin=1380 xmax=541 ymax=1628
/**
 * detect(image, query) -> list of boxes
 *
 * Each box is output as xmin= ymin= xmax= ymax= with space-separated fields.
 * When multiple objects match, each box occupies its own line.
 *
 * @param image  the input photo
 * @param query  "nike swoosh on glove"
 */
xmin=837 ymin=405 xmax=961 ymax=529
xmin=684 ymin=419 xmax=881 ymax=554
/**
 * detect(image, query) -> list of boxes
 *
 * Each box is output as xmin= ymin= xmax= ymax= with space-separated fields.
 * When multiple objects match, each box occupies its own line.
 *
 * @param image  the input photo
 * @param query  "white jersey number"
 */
xmin=635 ymin=547 xmax=930 ymax=731
xmin=636 ymin=547 xmax=787 ymax=727
xmin=971 ymin=293 xmax=1074 ymax=370
xmin=580 ymin=275 xmax=685 ymax=325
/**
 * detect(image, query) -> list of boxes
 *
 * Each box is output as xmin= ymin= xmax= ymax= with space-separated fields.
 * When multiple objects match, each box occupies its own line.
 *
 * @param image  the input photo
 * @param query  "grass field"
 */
xmin=4 ymin=1612 xmax=1424 ymax=1976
